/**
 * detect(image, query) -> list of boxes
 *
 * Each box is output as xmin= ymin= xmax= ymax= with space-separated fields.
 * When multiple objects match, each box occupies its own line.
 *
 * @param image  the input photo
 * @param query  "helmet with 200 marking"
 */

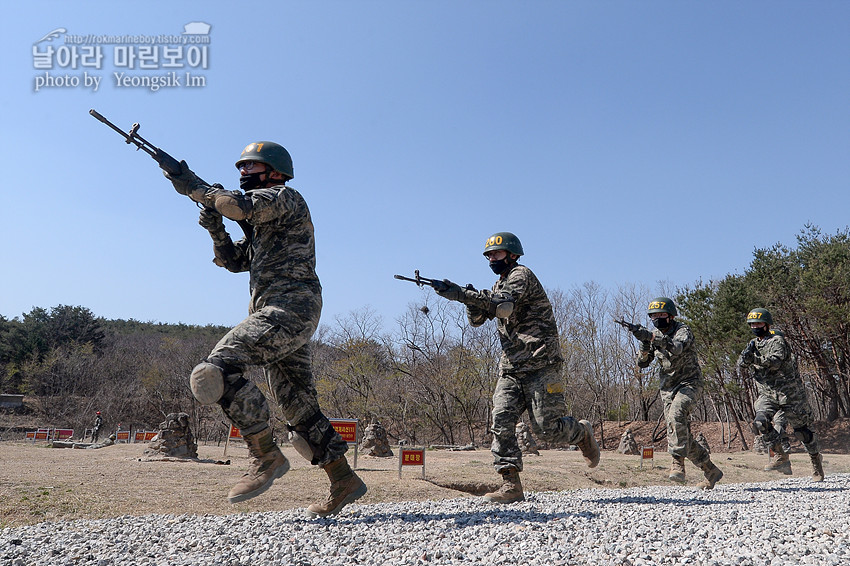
xmin=483 ymin=232 xmax=524 ymax=257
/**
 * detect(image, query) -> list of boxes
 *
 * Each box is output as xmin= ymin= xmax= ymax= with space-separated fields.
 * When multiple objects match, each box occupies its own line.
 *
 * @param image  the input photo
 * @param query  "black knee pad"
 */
xmin=752 ymin=413 xmax=772 ymax=435
xmin=793 ymin=426 xmax=814 ymax=444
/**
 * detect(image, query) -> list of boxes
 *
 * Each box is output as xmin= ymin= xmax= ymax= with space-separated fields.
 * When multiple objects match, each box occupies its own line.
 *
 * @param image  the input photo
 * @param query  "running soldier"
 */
xmin=622 ymin=298 xmax=723 ymax=489
xmin=433 ymin=232 xmax=599 ymax=503
xmin=737 ymin=308 xmax=825 ymax=481
xmin=166 ymin=141 xmax=366 ymax=517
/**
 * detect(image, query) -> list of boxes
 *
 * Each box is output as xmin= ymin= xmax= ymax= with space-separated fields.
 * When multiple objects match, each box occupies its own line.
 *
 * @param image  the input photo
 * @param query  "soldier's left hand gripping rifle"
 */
xmin=88 ymin=109 xmax=252 ymax=240
xmin=394 ymin=271 xmax=476 ymax=302
xmin=613 ymin=317 xmax=654 ymax=347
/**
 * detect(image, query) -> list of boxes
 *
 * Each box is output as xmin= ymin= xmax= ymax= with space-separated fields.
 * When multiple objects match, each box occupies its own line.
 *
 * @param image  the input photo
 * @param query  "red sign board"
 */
xmin=116 ymin=430 xmax=130 ymax=442
xmin=27 ymin=428 xmax=74 ymax=441
xmin=134 ymin=431 xmax=158 ymax=442
xmin=330 ymin=419 xmax=358 ymax=443
xmin=401 ymin=449 xmax=424 ymax=465
xmin=642 ymin=447 xmax=654 ymax=459
xmin=229 ymin=425 xmax=242 ymax=439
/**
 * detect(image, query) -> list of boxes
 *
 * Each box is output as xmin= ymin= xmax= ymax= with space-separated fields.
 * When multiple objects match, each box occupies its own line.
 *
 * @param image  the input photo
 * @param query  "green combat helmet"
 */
xmin=647 ymin=297 xmax=677 ymax=316
xmin=483 ymin=232 xmax=524 ymax=257
xmin=747 ymin=308 xmax=773 ymax=326
xmin=235 ymin=141 xmax=294 ymax=179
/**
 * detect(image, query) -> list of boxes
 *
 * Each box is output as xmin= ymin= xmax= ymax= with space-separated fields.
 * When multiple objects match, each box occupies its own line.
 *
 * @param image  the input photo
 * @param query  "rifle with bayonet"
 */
xmin=394 ymin=270 xmax=476 ymax=293
xmin=395 ymin=271 xmax=520 ymax=318
xmin=88 ymin=109 xmax=252 ymax=239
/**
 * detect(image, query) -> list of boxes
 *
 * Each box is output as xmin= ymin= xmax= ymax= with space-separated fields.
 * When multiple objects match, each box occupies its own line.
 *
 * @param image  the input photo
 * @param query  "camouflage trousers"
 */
xmin=491 ymin=363 xmax=586 ymax=473
xmin=206 ymin=294 xmax=348 ymax=467
xmin=660 ymin=382 xmax=709 ymax=465
xmin=755 ymin=384 xmax=819 ymax=455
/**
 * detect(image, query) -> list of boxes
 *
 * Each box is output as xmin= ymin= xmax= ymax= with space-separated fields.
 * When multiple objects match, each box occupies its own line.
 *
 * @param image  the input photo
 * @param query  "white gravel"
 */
xmin=2 ymin=474 xmax=848 ymax=566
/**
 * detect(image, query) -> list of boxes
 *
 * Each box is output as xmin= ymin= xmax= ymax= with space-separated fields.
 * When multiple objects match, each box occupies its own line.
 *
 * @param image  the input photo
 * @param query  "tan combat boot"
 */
xmin=810 ymin=453 xmax=825 ymax=482
xmin=228 ymin=427 xmax=290 ymax=503
xmin=669 ymin=456 xmax=686 ymax=483
xmin=305 ymin=456 xmax=367 ymax=518
xmin=696 ymin=460 xmax=723 ymax=490
xmin=483 ymin=468 xmax=525 ymax=504
xmin=576 ymin=420 xmax=600 ymax=468
xmin=764 ymin=449 xmax=792 ymax=475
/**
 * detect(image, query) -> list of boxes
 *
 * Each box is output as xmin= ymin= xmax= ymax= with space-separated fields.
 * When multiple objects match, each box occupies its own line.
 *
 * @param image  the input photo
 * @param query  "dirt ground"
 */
xmin=2 ymin=418 xmax=849 ymax=528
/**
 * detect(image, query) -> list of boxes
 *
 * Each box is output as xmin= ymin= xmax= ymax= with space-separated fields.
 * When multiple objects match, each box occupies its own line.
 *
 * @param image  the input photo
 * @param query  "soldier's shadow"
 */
xmin=298 ymin=505 xmax=592 ymax=526
xmin=742 ymin=485 xmax=843 ymax=494
xmin=589 ymin=495 xmax=753 ymax=506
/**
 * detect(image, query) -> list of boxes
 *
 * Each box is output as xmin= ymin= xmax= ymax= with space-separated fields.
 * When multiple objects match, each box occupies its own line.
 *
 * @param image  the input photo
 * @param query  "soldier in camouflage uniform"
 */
xmin=627 ymin=298 xmax=723 ymax=489
xmin=737 ymin=308 xmax=824 ymax=481
xmin=166 ymin=142 xmax=366 ymax=517
xmin=433 ymin=232 xmax=599 ymax=504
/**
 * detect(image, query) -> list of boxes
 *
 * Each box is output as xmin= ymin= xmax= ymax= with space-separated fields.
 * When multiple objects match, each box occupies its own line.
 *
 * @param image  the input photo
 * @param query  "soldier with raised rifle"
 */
xmin=616 ymin=298 xmax=723 ymax=489
xmin=399 ymin=232 xmax=599 ymax=503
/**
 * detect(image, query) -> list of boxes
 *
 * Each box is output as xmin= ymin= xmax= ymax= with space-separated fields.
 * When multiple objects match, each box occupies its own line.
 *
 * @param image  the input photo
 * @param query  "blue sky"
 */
xmin=1 ymin=2 xmax=848 ymax=331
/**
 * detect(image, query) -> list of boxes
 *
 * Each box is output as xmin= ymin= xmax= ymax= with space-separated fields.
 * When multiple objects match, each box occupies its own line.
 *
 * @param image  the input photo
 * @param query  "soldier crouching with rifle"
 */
xmin=616 ymin=298 xmax=723 ymax=489
xmin=166 ymin=142 xmax=366 ymax=518
xmin=409 ymin=232 xmax=599 ymax=503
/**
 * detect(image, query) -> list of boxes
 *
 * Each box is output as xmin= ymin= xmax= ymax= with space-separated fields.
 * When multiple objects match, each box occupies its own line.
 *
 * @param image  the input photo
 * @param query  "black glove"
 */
xmin=434 ymin=279 xmax=465 ymax=302
xmin=631 ymin=325 xmax=654 ymax=343
xmin=737 ymin=340 xmax=756 ymax=368
xmin=164 ymin=160 xmax=203 ymax=196
xmin=199 ymin=206 xmax=226 ymax=231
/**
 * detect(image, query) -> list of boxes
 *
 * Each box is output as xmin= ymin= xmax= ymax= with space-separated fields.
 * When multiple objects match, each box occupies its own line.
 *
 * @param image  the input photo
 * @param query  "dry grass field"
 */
xmin=2 ymin=436 xmax=849 ymax=529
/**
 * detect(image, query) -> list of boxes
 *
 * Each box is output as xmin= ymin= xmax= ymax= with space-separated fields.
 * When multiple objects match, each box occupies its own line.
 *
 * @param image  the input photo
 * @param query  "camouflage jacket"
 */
xmin=465 ymin=264 xmax=563 ymax=373
xmin=192 ymin=184 xmax=321 ymax=313
xmin=637 ymin=320 xmax=702 ymax=390
xmin=738 ymin=334 xmax=804 ymax=396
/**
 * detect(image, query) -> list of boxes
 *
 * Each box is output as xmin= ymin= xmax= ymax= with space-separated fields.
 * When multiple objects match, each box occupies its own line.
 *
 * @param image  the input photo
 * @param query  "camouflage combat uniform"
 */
xmin=464 ymin=264 xmax=588 ymax=473
xmin=738 ymin=333 xmax=820 ymax=455
xmin=193 ymin=183 xmax=348 ymax=466
xmin=638 ymin=320 xmax=710 ymax=466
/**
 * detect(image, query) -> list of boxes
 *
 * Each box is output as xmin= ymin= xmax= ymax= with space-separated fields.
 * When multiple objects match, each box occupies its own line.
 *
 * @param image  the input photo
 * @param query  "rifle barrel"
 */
xmin=89 ymin=109 xmax=132 ymax=140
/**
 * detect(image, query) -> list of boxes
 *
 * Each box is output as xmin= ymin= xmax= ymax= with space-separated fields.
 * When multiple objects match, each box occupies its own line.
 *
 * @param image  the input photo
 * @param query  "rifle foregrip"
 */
xmin=155 ymin=149 xmax=182 ymax=175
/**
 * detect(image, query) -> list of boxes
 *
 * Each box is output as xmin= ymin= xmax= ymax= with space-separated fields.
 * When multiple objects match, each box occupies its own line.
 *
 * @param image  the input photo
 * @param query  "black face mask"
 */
xmin=239 ymin=172 xmax=266 ymax=192
xmin=489 ymin=259 xmax=510 ymax=275
xmin=652 ymin=317 xmax=671 ymax=330
xmin=751 ymin=326 xmax=769 ymax=338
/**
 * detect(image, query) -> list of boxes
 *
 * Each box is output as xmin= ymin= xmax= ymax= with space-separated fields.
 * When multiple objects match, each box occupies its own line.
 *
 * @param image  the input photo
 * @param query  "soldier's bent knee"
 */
xmin=190 ymin=361 xmax=226 ymax=405
xmin=793 ymin=426 xmax=814 ymax=444
xmin=752 ymin=413 xmax=771 ymax=435
xmin=286 ymin=411 xmax=336 ymax=466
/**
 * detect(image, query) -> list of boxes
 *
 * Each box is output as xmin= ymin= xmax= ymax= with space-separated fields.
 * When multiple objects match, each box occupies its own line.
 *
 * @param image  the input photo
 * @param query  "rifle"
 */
xmin=738 ymin=339 xmax=757 ymax=367
xmin=89 ymin=109 xmax=252 ymax=239
xmin=613 ymin=317 xmax=654 ymax=343
xmin=394 ymin=271 xmax=477 ymax=292
xmin=394 ymin=270 xmax=443 ymax=289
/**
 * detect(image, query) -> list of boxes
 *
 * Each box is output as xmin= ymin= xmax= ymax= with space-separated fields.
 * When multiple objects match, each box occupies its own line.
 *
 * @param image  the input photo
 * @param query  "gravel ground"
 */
xmin=2 ymin=474 xmax=847 ymax=566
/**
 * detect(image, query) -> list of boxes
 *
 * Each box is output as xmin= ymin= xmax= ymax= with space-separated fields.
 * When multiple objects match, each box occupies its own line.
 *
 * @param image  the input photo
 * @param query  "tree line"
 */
xmin=1 ymin=225 xmax=847 ymax=448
